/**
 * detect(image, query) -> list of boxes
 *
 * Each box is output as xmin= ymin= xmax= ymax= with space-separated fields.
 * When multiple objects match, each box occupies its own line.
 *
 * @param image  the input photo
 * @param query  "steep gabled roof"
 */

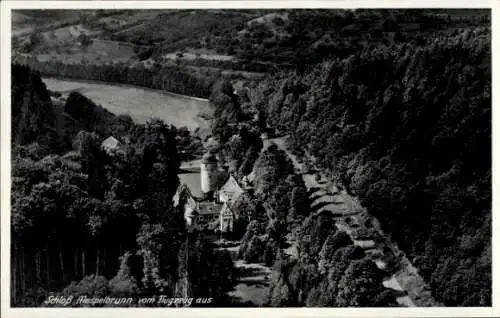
xmin=219 ymin=174 xmax=244 ymax=202
xmin=178 ymin=171 xmax=203 ymax=198
xmin=173 ymin=183 xmax=197 ymax=208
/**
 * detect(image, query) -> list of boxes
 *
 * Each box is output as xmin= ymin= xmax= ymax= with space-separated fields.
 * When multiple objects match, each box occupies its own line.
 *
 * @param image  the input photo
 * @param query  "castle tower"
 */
xmin=200 ymin=151 xmax=218 ymax=196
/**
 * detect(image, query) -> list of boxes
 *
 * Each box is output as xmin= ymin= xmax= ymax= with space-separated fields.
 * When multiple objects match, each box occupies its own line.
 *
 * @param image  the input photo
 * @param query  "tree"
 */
xmin=268 ymin=255 xmax=299 ymax=307
xmin=110 ymin=114 xmax=135 ymax=138
xmin=253 ymin=144 xmax=294 ymax=200
xmin=336 ymin=259 xmax=392 ymax=307
xmin=286 ymin=174 xmax=309 ymax=228
xmin=248 ymin=24 xmax=491 ymax=306
xmin=136 ymin=223 xmax=170 ymax=294
xmin=141 ymin=119 xmax=180 ymax=221
xmin=55 ymin=275 xmax=109 ymax=307
xmin=318 ymin=231 xmax=353 ymax=274
xmin=79 ymin=34 xmax=93 ymax=48
xmin=28 ymin=31 xmax=43 ymax=51
xmin=108 ymin=252 xmax=139 ymax=298
xmin=210 ymin=80 xmax=244 ymax=144
xmin=11 ymin=64 xmax=59 ymax=149
xmin=242 ymin=235 xmax=266 ymax=263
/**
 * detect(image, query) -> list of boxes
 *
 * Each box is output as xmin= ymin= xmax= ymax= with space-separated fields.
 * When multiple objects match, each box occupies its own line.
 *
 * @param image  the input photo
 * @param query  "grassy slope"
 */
xmin=43 ymin=78 xmax=211 ymax=132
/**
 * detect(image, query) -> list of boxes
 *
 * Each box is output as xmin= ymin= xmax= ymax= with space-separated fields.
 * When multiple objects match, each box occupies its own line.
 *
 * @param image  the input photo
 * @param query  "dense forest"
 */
xmin=12 ymin=56 xmax=216 ymax=99
xmin=238 ymin=9 xmax=489 ymax=65
xmin=125 ymin=9 xmax=490 ymax=68
xmin=246 ymin=23 xmax=491 ymax=306
xmin=11 ymin=64 xmax=234 ymax=306
xmin=208 ymin=80 xmax=398 ymax=307
xmin=209 ymin=79 xmax=264 ymax=180
xmin=10 ymin=9 xmax=492 ymax=308
xmin=236 ymin=143 xmax=397 ymax=307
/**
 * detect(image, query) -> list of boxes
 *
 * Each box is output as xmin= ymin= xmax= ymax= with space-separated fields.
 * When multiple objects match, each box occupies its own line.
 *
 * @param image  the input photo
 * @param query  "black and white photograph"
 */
xmin=0 ymin=1 xmax=495 ymax=316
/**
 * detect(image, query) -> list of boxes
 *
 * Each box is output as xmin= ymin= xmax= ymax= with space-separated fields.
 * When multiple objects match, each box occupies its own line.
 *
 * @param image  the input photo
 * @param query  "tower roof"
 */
xmin=201 ymin=151 xmax=217 ymax=164
xmin=219 ymin=175 xmax=244 ymax=203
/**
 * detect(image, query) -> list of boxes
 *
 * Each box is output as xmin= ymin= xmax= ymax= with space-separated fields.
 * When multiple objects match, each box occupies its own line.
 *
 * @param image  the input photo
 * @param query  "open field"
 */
xmin=43 ymin=78 xmax=211 ymax=131
xmin=164 ymin=50 xmax=235 ymax=62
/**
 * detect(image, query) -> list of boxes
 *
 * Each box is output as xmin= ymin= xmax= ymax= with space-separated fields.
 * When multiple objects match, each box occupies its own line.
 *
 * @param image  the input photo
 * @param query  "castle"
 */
xmin=173 ymin=151 xmax=252 ymax=233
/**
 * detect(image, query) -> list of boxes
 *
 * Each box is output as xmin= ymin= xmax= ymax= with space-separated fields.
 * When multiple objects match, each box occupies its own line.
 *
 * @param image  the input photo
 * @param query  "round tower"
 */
xmin=200 ymin=151 xmax=218 ymax=196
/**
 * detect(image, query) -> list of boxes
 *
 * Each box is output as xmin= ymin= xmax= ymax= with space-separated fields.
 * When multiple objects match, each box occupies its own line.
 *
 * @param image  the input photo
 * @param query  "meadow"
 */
xmin=43 ymin=78 xmax=211 ymax=131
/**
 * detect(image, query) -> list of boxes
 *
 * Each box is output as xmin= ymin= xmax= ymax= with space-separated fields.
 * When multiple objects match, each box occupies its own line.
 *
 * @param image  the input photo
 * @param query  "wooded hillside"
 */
xmin=249 ymin=25 xmax=491 ymax=306
xmin=11 ymin=64 xmax=234 ymax=306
